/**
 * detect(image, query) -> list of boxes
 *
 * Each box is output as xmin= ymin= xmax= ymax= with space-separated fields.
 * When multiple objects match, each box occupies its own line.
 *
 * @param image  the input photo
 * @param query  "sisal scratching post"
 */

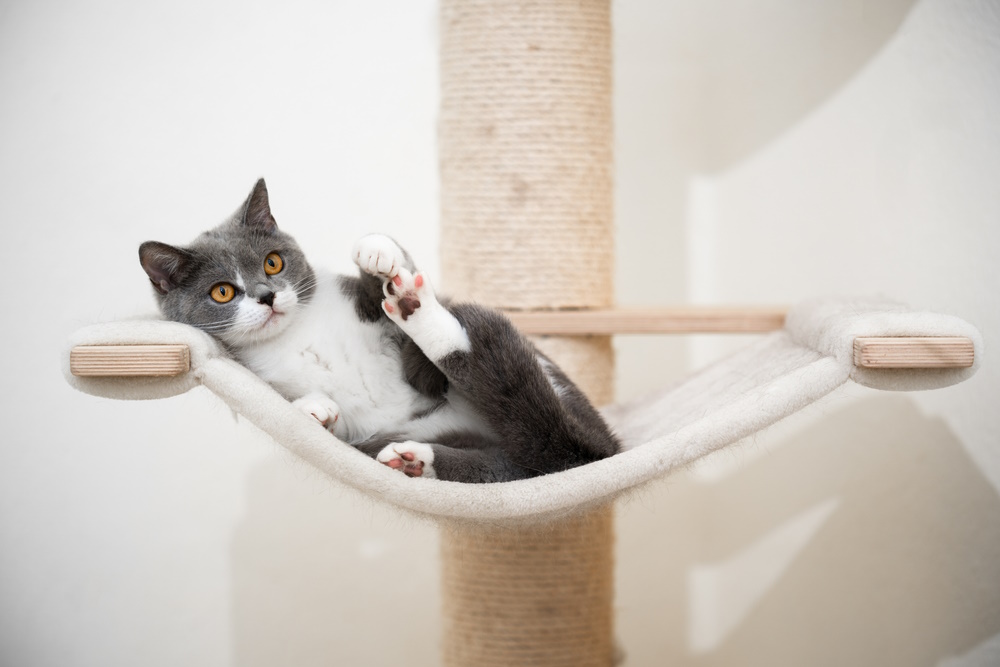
xmin=439 ymin=1 xmax=616 ymax=665
xmin=441 ymin=508 xmax=615 ymax=666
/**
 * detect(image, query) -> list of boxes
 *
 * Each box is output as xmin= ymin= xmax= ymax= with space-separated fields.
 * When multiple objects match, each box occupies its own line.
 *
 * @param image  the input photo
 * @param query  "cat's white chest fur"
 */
xmin=237 ymin=270 xmax=434 ymax=443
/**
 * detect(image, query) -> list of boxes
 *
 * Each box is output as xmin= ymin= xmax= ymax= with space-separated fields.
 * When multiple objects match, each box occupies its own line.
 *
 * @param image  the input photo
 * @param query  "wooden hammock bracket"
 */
xmin=68 ymin=308 xmax=975 ymax=377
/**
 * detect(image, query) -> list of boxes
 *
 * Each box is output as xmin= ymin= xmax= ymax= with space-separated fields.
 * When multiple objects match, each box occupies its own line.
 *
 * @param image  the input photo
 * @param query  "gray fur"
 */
xmin=140 ymin=179 xmax=619 ymax=482
xmin=139 ymin=179 xmax=317 ymax=351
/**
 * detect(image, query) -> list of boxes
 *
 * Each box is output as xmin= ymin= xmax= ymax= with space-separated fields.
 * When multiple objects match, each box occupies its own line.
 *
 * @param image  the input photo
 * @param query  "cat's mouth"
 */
xmin=248 ymin=297 xmax=295 ymax=339
xmin=262 ymin=309 xmax=283 ymax=327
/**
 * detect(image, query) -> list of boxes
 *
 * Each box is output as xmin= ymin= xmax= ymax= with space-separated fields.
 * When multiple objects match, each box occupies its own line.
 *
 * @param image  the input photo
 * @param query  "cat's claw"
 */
xmin=352 ymin=234 xmax=404 ymax=279
xmin=292 ymin=394 xmax=340 ymax=429
xmin=376 ymin=441 xmax=437 ymax=479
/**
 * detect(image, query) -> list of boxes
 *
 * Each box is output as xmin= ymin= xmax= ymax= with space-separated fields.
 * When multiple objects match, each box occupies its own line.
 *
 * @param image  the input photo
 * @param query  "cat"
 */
xmin=138 ymin=178 xmax=619 ymax=482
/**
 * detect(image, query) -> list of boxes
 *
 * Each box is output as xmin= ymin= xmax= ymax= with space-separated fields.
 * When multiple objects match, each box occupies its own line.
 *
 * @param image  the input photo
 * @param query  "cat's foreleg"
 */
xmin=349 ymin=234 xmax=421 ymax=322
xmin=352 ymin=234 xmax=414 ymax=280
xmin=292 ymin=392 xmax=341 ymax=429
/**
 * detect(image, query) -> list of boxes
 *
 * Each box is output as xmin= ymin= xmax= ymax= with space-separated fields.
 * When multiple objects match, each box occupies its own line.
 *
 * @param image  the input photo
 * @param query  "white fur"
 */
xmin=235 ymin=269 xmax=481 ymax=445
xmin=376 ymin=441 xmax=437 ymax=479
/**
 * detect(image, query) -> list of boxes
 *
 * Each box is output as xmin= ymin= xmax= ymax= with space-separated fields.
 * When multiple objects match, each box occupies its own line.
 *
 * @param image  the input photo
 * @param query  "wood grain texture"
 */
xmin=70 ymin=344 xmax=190 ymax=377
xmin=853 ymin=337 xmax=975 ymax=369
xmin=68 ymin=332 xmax=976 ymax=377
xmin=505 ymin=307 xmax=787 ymax=334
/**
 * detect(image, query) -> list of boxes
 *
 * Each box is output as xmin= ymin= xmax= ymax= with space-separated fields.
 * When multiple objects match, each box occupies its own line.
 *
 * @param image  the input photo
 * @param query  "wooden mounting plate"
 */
xmin=70 ymin=344 xmax=190 ymax=377
xmin=853 ymin=337 xmax=975 ymax=369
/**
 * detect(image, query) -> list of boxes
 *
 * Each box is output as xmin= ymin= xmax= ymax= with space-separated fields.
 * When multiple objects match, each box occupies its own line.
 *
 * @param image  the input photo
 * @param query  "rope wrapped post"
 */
xmin=439 ymin=1 xmax=616 ymax=665
xmin=441 ymin=509 xmax=615 ymax=666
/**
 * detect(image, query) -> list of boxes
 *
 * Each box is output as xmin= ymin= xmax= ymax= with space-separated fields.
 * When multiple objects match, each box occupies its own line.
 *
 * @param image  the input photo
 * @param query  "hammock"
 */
xmin=64 ymin=296 xmax=981 ymax=525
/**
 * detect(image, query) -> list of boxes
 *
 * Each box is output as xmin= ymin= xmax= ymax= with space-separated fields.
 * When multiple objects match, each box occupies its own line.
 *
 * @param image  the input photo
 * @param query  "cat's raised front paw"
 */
xmin=376 ymin=441 xmax=437 ymax=479
xmin=292 ymin=394 xmax=340 ymax=428
xmin=352 ymin=234 xmax=405 ymax=279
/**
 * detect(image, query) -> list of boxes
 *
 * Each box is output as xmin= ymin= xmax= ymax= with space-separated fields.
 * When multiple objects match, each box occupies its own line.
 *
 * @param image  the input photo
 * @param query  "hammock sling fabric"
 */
xmin=63 ymin=1 xmax=983 ymax=664
xmin=63 ymin=298 xmax=983 ymax=525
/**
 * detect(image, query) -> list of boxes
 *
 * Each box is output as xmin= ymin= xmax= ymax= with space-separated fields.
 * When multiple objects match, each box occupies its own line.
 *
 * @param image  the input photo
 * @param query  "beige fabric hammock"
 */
xmin=63 ymin=299 xmax=982 ymax=525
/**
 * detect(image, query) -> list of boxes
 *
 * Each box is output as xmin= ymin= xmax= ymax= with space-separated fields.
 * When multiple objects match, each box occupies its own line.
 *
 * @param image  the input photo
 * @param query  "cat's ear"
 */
xmin=139 ymin=241 xmax=196 ymax=294
xmin=240 ymin=178 xmax=278 ymax=233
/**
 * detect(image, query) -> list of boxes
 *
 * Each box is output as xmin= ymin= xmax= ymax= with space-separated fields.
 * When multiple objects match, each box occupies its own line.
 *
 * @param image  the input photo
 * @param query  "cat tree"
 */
xmin=65 ymin=1 xmax=981 ymax=665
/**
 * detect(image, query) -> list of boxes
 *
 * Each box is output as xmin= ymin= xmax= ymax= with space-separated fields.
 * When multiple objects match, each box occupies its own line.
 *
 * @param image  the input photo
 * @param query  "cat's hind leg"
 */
xmin=354 ymin=435 xmax=531 ymax=483
xmin=381 ymin=269 xmax=471 ymax=362
xmin=385 ymin=273 xmax=618 ymax=473
xmin=379 ymin=268 xmax=618 ymax=476
xmin=375 ymin=441 xmax=436 ymax=478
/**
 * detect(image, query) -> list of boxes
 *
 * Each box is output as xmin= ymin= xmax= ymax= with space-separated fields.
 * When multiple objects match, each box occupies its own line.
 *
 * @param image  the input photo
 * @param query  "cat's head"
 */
xmin=139 ymin=178 xmax=316 ymax=348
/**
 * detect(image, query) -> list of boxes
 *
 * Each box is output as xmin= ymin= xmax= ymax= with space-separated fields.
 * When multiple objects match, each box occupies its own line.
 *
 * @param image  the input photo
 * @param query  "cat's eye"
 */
xmin=210 ymin=283 xmax=236 ymax=303
xmin=264 ymin=252 xmax=283 ymax=275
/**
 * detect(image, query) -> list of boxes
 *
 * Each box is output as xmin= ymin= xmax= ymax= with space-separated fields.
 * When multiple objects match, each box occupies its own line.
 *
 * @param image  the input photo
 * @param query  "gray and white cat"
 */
xmin=139 ymin=178 xmax=619 ymax=482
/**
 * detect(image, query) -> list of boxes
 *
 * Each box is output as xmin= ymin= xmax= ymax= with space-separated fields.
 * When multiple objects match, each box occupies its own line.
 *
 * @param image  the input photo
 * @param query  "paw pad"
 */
xmin=376 ymin=442 xmax=436 ymax=479
xmin=382 ymin=268 xmax=427 ymax=321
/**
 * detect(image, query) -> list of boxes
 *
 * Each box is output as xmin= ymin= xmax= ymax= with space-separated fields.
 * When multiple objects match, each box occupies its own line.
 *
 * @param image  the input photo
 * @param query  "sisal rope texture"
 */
xmin=439 ymin=1 xmax=617 ymax=665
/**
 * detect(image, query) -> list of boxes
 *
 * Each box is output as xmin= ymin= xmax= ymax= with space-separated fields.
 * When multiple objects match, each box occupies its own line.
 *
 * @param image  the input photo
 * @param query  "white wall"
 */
xmin=2 ymin=0 xmax=998 ymax=666
xmin=613 ymin=0 xmax=1000 ymax=665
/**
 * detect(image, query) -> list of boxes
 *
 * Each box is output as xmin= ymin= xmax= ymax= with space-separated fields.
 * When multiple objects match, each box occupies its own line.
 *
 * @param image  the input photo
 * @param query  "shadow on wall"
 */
xmin=614 ymin=0 xmax=919 ymax=390
xmin=229 ymin=458 xmax=440 ymax=667
xmin=690 ymin=0 xmax=919 ymax=172
xmin=617 ymin=395 xmax=1000 ymax=666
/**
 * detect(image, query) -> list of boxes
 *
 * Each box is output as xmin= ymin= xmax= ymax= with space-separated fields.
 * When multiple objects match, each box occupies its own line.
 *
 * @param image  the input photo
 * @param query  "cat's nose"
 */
xmin=258 ymin=291 xmax=275 ymax=307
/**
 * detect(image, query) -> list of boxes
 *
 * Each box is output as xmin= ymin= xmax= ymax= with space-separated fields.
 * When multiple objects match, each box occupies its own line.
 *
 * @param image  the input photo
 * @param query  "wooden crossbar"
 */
xmin=505 ymin=307 xmax=787 ymax=334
